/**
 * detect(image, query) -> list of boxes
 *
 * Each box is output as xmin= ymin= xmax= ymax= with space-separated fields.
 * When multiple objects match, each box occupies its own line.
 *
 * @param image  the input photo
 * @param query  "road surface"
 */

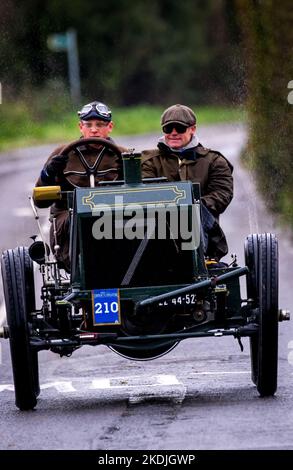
xmin=0 ymin=124 xmax=292 ymax=450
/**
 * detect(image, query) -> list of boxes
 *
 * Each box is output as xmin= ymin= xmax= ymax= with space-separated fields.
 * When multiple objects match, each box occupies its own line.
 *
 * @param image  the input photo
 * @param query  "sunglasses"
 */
xmin=78 ymin=103 xmax=111 ymax=120
xmin=162 ymin=123 xmax=189 ymax=134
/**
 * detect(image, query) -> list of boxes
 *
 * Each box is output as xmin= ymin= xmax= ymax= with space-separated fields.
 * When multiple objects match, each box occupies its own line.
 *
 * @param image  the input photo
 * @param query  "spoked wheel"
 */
xmin=1 ymin=247 xmax=39 ymax=410
xmin=245 ymin=233 xmax=279 ymax=396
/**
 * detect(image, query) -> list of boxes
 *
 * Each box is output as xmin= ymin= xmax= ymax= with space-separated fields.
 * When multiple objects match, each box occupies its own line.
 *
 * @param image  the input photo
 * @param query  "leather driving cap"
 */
xmin=161 ymin=104 xmax=196 ymax=126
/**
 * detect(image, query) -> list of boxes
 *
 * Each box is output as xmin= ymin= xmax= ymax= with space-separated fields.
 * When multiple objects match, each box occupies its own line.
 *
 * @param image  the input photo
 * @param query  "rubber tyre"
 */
xmin=256 ymin=234 xmax=279 ymax=396
xmin=245 ymin=234 xmax=259 ymax=385
xmin=1 ymin=248 xmax=38 ymax=410
xmin=245 ymin=234 xmax=278 ymax=396
xmin=245 ymin=233 xmax=259 ymax=305
xmin=17 ymin=247 xmax=40 ymax=397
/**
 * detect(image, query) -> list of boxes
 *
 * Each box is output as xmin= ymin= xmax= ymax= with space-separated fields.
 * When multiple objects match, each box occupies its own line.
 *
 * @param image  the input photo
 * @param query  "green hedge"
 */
xmin=0 ymin=95 xmax=244 ymax=151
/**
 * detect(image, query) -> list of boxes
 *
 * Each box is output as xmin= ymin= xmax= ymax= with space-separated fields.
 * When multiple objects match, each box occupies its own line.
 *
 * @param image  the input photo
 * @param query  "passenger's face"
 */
xmin=79 ymin=119 xmax=113 ymax=139
xmin=163 ymin=125 xmax=196 ymax=149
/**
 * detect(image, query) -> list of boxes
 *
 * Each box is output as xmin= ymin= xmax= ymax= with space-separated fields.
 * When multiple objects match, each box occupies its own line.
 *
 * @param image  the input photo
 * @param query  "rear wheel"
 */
xmin=1 ymin=247 xmax=38 ymax=410
xmin=245 ymin=234 xmax=259 ymax=385
xmin=245 ymin=234 xmax=279 ymax=396
xmin=245 ymin=233 xmax=259 ymax=305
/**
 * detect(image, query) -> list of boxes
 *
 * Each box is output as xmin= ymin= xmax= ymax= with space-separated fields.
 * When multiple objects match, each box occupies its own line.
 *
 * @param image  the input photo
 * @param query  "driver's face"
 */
xmin=79 ymin=119 xmax=113 ymax=139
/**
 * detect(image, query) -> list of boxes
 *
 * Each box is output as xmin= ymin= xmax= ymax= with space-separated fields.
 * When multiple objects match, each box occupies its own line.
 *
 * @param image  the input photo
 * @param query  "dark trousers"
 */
xmin=201 ymin=204 xmax=228 ymax=260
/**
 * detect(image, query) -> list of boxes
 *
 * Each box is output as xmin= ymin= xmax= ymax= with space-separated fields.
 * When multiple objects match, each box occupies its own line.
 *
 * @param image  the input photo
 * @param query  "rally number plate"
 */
xmin=92 ymin=288 xmax=121 ymax=326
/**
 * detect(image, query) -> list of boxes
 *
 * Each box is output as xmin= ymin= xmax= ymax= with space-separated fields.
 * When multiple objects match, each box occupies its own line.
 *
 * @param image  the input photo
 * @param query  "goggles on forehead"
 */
xmin=77 ymin=102 xmax=112 ymax=121
xmin=162 ymin=123 xmax=189 ymax=134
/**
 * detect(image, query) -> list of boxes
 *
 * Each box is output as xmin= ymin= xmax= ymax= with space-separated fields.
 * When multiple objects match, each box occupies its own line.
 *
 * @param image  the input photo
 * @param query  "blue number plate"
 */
xmin=92 ymin=288 xmax=121 ymax=325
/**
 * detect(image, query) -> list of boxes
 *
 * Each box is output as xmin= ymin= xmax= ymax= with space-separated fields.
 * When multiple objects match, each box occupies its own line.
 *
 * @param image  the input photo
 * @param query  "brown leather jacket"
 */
xmin=35 ymin=139 xmax=125 ymax=207
xmin=34 ymin=138 xmax=126 ymax=269
xmin=141 ymin=143 xmax=233 ymax=219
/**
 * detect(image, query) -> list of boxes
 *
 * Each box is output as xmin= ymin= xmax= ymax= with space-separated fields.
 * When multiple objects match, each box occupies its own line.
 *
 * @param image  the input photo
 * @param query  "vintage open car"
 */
xmin=0 ymin=138 xmax=290 ymax=410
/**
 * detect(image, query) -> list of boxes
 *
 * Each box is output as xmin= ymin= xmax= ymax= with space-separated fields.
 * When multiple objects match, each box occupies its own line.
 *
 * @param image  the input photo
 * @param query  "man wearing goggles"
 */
xmin=34 ymin=100 xmax=126 ymax=270
xmin=141 ymin=104 xmax=233 ymax=260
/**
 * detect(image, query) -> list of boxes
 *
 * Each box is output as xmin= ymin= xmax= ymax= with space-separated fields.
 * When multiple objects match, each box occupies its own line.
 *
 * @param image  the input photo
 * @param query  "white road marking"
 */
xmin=0 ymin=371 xmax=249 ymax=400
xmin=189 ymin=371 xmax=250 ymax=376
xmin=90 ymin=374 xmax=186 ymax=405
xmin=0 ymin=374 xmax=187 ymax=404
xmin=0 ymin=382 xmax=77 ymax=393
xmin=41 ymin=381 xmax=76 ymax=392
xmin=156 ymin=374 xmax=182 ymax=385
xmin=0 ymin=374 xmax=184 ymax=392
xmin=91 ymin=374 xmax=182 ymax=389
xmin=0 ymin=384 xmax=14 ymax=392
xmin=0 ymin=368 xmax=256 ymax=407
xmin=90 ymin=378 xmax=111 ymax=389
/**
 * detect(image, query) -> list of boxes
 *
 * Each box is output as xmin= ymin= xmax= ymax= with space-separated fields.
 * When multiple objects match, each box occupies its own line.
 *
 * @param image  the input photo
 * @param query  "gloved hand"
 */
xmin=41 ymin=154 xmax=68 ymax=184
xmin=45 ymin=154 xmax=68 ymax=178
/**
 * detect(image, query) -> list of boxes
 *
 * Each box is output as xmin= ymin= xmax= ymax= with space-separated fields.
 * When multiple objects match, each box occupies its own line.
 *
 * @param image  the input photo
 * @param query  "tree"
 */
xmin=237 ymin=0 xmax=293 ymax=221
xmin=0 ymin=0 xmax=242 ymax=106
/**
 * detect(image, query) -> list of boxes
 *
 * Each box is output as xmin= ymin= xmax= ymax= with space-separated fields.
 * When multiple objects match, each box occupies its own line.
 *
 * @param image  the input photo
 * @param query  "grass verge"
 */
xmin=0 ymin=104 xmax=245 ymax=151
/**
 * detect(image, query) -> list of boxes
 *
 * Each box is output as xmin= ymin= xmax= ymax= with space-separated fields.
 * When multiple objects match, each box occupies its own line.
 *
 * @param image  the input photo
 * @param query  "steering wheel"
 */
xmin=59 ymin=137 xmax=123 ymax=188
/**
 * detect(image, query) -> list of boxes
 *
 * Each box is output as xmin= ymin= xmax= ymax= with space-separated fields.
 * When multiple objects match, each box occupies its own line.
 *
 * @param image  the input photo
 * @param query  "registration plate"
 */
xmin=92 ymin=288 xmax=121 ymax=326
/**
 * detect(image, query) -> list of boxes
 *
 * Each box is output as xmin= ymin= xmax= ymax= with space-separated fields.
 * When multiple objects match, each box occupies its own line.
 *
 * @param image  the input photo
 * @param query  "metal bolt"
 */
xmin=278 ymin=309 xmax=290 ymax=321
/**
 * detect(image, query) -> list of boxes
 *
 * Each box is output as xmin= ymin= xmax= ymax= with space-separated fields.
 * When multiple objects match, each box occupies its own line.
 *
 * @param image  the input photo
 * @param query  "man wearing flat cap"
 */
xmin=141 ymin=104 xmax=233 ymax=260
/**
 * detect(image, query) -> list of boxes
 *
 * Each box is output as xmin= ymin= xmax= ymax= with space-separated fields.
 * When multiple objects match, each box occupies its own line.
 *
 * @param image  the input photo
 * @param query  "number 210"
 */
xmin=95 ymin=301 xmax=118 ymax=314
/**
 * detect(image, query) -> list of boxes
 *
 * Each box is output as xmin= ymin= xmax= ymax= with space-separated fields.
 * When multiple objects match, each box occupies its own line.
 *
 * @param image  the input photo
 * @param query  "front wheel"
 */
xmin=245 ymin=233 xmax=279 ymax=396
xmin=1 ymin=248 xmax=38 ymax=410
